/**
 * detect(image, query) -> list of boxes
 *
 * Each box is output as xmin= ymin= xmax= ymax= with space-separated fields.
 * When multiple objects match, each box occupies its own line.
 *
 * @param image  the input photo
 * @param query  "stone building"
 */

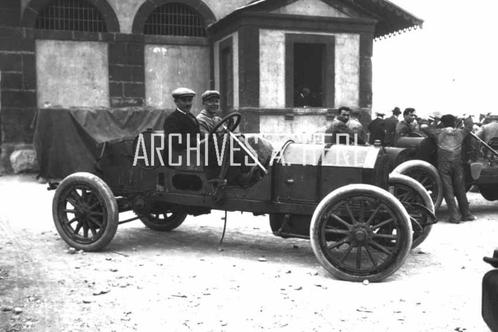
xmin=0 ymin=0 xmax=421 ymax=171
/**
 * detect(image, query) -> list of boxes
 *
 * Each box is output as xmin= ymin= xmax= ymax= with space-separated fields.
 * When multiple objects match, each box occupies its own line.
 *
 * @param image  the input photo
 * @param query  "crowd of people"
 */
xmin=326 ymin=105 xmax=498 ymax=224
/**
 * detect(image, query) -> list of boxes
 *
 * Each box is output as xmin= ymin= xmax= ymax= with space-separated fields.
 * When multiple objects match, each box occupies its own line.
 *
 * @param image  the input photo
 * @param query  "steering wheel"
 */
xmin=208 ymin=112 xmax=242 ymax=136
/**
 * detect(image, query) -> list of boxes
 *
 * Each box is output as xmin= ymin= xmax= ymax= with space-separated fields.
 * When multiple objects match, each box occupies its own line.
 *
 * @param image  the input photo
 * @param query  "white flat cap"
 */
xmin=172 ymin=87 xmax=196 ymax=98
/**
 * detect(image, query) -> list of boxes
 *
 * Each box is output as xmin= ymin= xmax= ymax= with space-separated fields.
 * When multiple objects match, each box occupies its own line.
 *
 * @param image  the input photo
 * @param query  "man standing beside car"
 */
xmin=384 ymin=107 xmax=401 ymax=146
xmin=421 ymin=114 xmax=476 ymax=223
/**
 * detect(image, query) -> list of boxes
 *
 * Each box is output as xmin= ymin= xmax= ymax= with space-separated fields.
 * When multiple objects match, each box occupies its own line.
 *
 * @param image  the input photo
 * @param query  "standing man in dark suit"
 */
xmin=384 ymin=107 xmax=401 ymax=146
xmin=368 ymin=112 xmax=386 ymax=144
xmin=163 ymin=87 xmax=200 ymax=153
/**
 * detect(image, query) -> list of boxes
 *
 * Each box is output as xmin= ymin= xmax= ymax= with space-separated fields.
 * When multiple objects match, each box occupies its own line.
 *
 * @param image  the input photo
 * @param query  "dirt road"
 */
xmin=0 ymin=175 xmax=496 ymax=331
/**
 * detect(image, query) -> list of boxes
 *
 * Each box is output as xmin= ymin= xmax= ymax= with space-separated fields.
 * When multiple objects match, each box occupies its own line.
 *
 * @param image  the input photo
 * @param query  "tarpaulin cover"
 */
xmin=33 ymin=107 xmax=171 ymax=179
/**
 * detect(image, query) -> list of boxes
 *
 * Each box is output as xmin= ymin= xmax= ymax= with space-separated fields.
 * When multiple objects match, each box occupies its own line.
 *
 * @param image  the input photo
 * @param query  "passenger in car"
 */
xmin=196 ymin=90 xmax=223 ymax=135
xmin=163 ymin=87 xmax=263 ymax=187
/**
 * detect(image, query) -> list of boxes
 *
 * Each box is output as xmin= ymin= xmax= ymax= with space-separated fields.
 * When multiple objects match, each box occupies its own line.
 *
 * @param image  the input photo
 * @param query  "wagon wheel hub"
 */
xmin=350 ymin=225 xmax=372 ymax=246
xmin=353 ymin=230 xmax=367 ymax=242
xmin=75 ymin=203 xmax=91 ymax=218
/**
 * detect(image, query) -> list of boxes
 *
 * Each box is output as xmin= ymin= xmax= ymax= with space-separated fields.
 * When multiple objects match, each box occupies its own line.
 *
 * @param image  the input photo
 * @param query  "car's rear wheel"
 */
xmin=52 ymin=172 xmax=118 ymax=251
xmin=310 ymin=184 xmax=412 ymax=282
xmin=138 ymin=210 xmax=187 ymax=231
xmin=388 ymin=173 xmax=435 ymax=248
xmin=392 ymin=160 xmax=443 ymax=210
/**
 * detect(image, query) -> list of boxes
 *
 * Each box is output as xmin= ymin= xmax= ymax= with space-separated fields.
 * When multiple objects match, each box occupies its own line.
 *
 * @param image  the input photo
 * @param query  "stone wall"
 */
xmin=0 ymin=26 xmax=37 ymax=173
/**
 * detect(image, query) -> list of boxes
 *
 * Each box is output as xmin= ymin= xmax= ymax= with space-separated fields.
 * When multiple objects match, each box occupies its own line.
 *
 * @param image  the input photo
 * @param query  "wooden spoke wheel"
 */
xmin=52 ymin=172 xmax=118 ymax=251
xmin=393 ymin=160 xmax=443 ymax=210
xmin=388 ymin=173 xmax=435 ymax=248
xmin=138 ymin=210 xmax=187 ymax=231
xmin=310 ymin=184 xmax=412 ymax=282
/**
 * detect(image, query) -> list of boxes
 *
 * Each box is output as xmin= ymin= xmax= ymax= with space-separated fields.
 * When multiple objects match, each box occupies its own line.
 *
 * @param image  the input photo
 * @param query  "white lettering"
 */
xmin=186 ymin=134 xmax=201 ymax=166
xmin=212 ymin=134 xmax=228 ymax=166
xmin=230 ymin=136 xmax=241 ymax=166
xmin=133 ymin=133 xmax=149 ymax=166
xmin=151 ymin=131 xmax=165 ymax=167
xmin=242 ymin=136 xmax=258 ymax=167
xmin=168 ymin=134 xmax=182 ymax=166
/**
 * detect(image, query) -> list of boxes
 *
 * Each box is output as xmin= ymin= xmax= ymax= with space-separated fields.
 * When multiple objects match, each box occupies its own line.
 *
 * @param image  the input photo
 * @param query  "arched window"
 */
xmin=35 ymin=0 xmax=107 ymax=32
xmin=144 ymin=3 xmax=206 ymax=37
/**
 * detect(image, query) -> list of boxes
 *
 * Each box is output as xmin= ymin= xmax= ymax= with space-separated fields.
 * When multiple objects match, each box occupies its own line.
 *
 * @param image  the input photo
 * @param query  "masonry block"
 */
xmin=1 ymin=90 xmax=36 ymax=108
xmin=0 ymin=53 xmax=22 ymax=72
xmin=1 ymin=72 xmax=23 ymax=90
xmin=0 ymin=108 xmax=36 ymax=143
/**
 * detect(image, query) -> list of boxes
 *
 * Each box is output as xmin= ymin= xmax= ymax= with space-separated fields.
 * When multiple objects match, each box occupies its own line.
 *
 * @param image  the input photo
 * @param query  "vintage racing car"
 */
xmin=50 ymin=113 xmax=435 ymax=282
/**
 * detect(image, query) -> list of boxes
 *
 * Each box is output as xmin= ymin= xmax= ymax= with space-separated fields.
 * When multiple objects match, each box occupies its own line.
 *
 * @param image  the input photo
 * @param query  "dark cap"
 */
xmin=392 ymin=107 xmax=401 ymax=115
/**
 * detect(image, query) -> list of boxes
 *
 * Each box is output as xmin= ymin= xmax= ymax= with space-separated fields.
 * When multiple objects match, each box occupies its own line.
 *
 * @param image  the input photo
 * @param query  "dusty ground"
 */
xmin=0 ymin=174 xmax=496 ymax=331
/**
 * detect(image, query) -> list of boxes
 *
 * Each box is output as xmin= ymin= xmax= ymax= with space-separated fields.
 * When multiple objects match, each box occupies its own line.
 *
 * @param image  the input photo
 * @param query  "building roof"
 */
xmin=342 ymin=0 xmax=423 ymax=38
xmin=211 ymin=0 xmax=423 ymax=39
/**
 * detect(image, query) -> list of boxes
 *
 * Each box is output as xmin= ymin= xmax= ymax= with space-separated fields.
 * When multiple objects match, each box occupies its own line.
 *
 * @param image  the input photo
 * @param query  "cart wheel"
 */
xmin=310 ymin=184 xmax=412 ymax=282
xmin=52 ymin=172 xmax=118 ymax=251
xmin=388 ymin=173 xmax=435 ymax=248
xmin=138 ymin=210 xmax=187 ymax=231
xmin=478 ymin=184 xmax=498 ymax=201
xmin=392 ymin=160 xmax=443 ymax=210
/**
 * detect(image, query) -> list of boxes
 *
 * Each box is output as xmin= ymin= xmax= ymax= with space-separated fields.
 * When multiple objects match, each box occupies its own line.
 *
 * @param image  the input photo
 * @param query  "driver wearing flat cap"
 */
xmin=163 ymin=87 xmax=261 ymax=187
xmin=163 ymin=87 xmax=200 ymax=152
xmin=196 ymin=90 xmax=223 ymax=135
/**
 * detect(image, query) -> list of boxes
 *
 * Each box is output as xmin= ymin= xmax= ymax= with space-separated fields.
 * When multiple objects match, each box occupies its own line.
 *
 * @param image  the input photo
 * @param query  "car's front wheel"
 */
xmin=310 ymin=184 xmax=412 ymax=282
xmin=52 ymin=172 xmax=118 ymax=251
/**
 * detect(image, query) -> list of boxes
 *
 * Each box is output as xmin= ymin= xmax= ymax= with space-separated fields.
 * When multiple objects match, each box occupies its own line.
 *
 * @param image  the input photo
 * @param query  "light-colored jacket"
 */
xmin=196 ymin=110 xmax=222 ymax=134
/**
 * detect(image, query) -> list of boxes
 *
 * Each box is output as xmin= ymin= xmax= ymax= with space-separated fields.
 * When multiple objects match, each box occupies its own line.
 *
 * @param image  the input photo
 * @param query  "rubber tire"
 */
xmin=392 ymin=160 xmax=443 ymax=211
xmin=388 ymin=173 xmax=435 ymax=248
xmin=310 ymin=184 xmax=412 ymax=282
xmin=479 ymin=184 xmax=498 ymax=201
xmin=52 ymin=172 xmax=118 ymax=251
xmin=139 ymin=211 xmax=187 ymax=231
